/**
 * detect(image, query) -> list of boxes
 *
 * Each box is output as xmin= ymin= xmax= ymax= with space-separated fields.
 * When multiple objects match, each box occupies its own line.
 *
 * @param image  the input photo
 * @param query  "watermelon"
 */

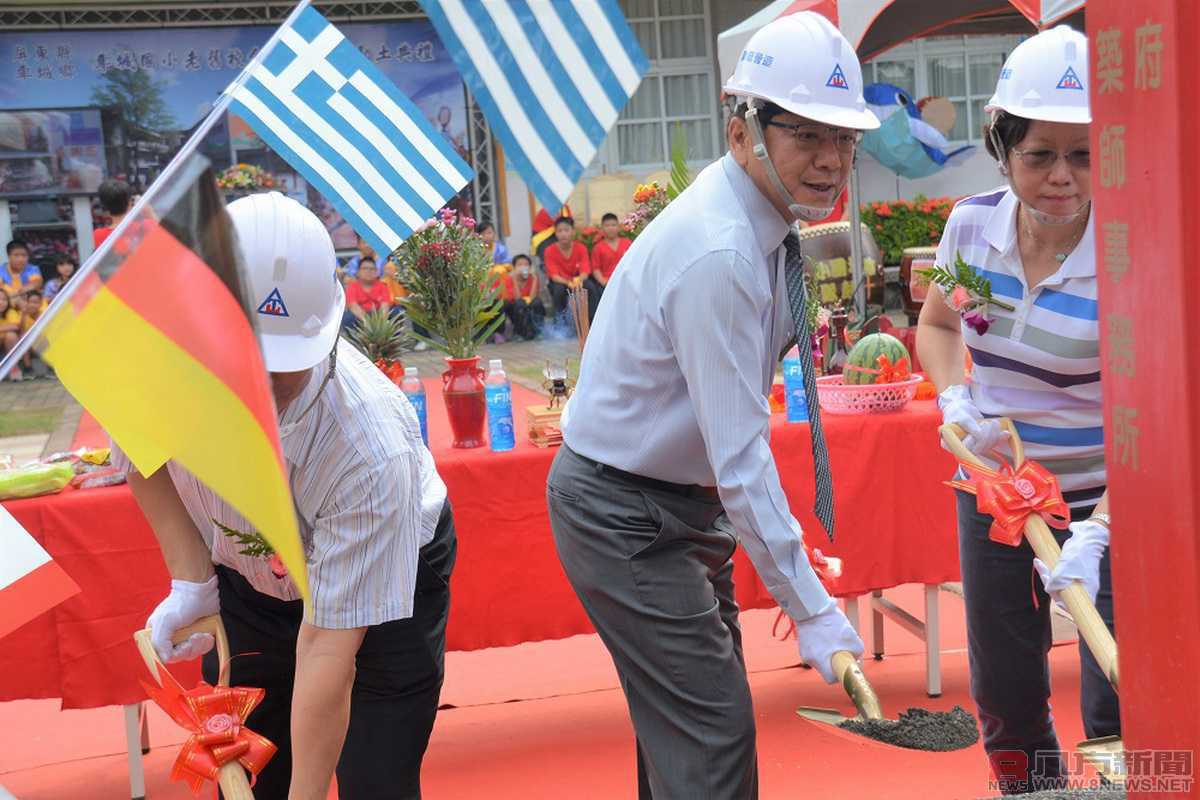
xmin=844 ymin=333 xmax=911 ymax=385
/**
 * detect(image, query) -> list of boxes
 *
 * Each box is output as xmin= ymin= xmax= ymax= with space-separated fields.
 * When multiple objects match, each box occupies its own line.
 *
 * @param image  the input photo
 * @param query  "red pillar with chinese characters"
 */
xmin=1089 ymin=3 xmax=1200 ymax=798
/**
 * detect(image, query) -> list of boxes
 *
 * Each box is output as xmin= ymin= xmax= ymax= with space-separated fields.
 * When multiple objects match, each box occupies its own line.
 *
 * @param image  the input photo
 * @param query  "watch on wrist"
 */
xmin=1088 ymin=512 xmax=1111 ymax=528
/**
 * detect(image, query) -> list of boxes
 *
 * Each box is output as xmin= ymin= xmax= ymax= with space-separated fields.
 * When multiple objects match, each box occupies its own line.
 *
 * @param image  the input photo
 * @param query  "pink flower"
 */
xmin=268 ymin=554 xmax=288 ymax=578
xmin=1014 ymin=478 xmax=1036 ymax=500
xmin=949 ymin=285 xmax=972 ymax=311
xmin=963 ymin=312 xmax=990 ymax=335
xmin=204 ymin=713 xmax=235 ymax=735
xmin=460 ymin=215 xmax=477 ymax=230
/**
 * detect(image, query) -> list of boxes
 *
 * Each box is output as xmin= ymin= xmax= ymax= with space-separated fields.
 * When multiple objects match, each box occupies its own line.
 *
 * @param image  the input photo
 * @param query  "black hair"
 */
xmin=732 ymin=99 xmax=785 ymax=124
xmin=554 ymin=215 xmax=575 ymax=229
xmin=358 ymin=256 xmax=377 ymax=268
xmin=982 ymin=110 xmax=1032 ymax=163
xmin=512 ymin=253 xmax=532 ymax=266
xmin=56 ymin=254 xmax=75 ymax=267
xmin=6 ymin=240 xmax=28 ymax=255
xmin=475 ymin=221 xmax=495 ymax=234
xmin=98 ymin=179 xmax=131 ymax=216
xmin=601 ymin=213 xmax=619 ymax=224
xmin=25 ymin=288 xmax=42 ymax=299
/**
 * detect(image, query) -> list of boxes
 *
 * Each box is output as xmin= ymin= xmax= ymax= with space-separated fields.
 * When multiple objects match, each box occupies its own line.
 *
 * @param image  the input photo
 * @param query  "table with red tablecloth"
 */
xmin=0 ymin=379 xmax=960 ymax=710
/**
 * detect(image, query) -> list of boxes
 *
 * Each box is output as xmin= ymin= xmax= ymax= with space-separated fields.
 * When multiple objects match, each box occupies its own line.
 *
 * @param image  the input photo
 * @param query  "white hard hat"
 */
xmin=723 ymin=12 xmax=879 ymax=131
xmin=985 ymin=26 xmax=1091 ymax=124
xmin=227 ymin=192 xmax=345 ymax=373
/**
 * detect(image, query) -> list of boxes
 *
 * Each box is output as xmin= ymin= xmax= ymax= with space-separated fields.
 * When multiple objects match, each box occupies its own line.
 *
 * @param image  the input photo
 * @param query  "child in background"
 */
xmin=503 ymin=254 xmax=545 ymax=341
xmin=542 ymin=216 xmax=589 ymax=333
xmin=17 ymin=289 xmax=50 ymax=378
xmin=343 ymin=257 xmax=392 ymax=331
xmin=584 ymin=212 xmax=630 ymax=322
xmin=45 ymin=256 xmax=76 ymax=302
xmin=0 ymin=291 xmax=22 ymax=380
xmin=477 ymin=222 xmax=511 ymax=265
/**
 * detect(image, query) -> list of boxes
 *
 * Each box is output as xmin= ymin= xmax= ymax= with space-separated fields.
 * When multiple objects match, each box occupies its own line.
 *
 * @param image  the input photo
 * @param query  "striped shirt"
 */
xmin=936 ymin=186 xmax=1104 ymax=509
xmin=562 ymin=153 xmax=834 ymax=621
xmin=114 ymin=339 xmax=447 ymax=628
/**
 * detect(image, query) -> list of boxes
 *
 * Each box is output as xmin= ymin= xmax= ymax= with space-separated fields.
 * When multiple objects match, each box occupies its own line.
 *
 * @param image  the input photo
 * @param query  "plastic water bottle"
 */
xmin=401 ymin=367 xmax=428 ymax=446
xmin=782 ymin=346 xmax=809 ymax=423
xmin=485 ymin=359 xmax=515 ymax=452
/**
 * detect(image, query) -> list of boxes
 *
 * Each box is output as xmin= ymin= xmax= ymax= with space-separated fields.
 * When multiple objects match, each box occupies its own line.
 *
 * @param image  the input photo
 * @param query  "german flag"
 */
xmin=37 ymin=154 xmax=307 ymax=598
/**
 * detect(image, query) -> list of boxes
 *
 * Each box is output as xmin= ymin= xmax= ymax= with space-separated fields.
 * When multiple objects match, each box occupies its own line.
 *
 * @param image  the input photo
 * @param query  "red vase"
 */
xmin=442 ymin=356 xmax=486 ymax=449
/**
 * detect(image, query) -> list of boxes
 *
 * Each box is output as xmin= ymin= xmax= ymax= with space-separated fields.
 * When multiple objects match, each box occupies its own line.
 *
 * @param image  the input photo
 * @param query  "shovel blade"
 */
xmin=796 ymin=706 xmax=855 ymax=726
xmin=1077 ymin=735 xmax=1125 ymax=785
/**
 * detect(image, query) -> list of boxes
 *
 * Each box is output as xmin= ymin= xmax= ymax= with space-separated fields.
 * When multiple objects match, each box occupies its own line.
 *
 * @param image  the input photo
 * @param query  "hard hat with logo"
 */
xmin=723 ymin=11 xmax=879 ymax=131
xmin=227 ymin=192 xmax=345 ymax=373
xmin=985 ymin=26 xmax=1091 ymax=124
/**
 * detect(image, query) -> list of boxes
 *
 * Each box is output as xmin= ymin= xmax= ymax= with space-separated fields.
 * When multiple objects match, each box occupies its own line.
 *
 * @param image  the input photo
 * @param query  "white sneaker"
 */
xmin=414 ymin=341 xmax=429 ymax=352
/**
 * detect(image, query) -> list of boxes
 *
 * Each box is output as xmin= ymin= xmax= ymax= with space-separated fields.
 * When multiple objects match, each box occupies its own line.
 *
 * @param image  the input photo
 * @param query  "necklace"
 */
xmin=1020 ymin=206 xmax=1087 ymax=263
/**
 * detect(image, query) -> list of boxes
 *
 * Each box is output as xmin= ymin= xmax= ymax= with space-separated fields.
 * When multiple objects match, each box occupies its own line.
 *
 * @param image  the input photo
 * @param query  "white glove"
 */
xmin=794 ymin=603 xmax=865 ymax=684
xmin=938 ymin=384 xmax=1007 ymax=456
xmin=1034 ymin=519 xmax=1109 ymax=605
xmin=146 ymin=576 xmax=220 ymax=663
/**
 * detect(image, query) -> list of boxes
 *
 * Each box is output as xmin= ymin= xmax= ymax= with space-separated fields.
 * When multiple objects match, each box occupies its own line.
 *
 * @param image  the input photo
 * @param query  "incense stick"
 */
xmin=569 ymin=285 xmax=590 ymax=352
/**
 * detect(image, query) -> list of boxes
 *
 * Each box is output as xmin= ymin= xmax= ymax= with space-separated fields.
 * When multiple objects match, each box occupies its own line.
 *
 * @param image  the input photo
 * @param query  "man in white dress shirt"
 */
xmin=547 ymin=14 xmax=879 ymax=798
xmin=122 ymin=193 xmax=455 ymax=799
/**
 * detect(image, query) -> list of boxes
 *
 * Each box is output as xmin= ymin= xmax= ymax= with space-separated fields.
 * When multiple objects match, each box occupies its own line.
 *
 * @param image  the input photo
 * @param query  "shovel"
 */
xmin=134 ymin=615 xmax=255 ymax=799
xmin=796 ymin=651 xmax=979 ymax=751
xmin=940 ymin=420 xmax=1123 ymax=783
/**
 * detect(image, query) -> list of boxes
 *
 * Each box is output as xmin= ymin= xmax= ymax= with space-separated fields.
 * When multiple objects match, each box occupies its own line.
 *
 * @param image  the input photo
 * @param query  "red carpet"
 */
xmin=0 ymin=586 xmax=1098 ymax=799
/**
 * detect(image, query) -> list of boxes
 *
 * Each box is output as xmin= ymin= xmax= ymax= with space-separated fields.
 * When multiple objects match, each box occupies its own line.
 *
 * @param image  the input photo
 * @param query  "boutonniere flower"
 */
xmin=916 ymin=252 xmax=1015 ymax=335
xmin=212 ymin=518 xmax=288 ymax=578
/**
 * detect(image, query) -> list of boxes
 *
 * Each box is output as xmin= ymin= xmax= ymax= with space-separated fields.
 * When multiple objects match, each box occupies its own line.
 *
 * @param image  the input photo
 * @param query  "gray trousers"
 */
xmin=547 ymin=445 xmax=758 ymax=800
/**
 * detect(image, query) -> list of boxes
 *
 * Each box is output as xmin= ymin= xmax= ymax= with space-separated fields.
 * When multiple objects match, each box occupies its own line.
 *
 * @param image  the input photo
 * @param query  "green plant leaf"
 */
xmin=667 ymin=123 xmax=693 ymax=201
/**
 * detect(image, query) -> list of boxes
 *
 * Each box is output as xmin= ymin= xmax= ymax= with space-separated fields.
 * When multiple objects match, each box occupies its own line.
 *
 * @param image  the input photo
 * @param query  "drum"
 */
xmin=899 ymin=245 xmax=939 ymax=326
xmin=796 ymin=221 xmax=885 ymax=311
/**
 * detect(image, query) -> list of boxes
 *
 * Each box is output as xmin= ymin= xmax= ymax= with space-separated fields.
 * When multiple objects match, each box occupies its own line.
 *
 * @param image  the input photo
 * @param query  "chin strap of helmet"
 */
xmin=744 ymin=99 xmax=837 ymax=222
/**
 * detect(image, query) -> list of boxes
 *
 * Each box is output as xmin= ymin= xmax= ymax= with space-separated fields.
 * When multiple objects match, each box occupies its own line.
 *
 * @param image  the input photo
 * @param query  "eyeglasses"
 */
xmin=764 ymin=120 xmax=861 ymax=154
xmin=1010 ymin=147 xmax=1091 ymax=170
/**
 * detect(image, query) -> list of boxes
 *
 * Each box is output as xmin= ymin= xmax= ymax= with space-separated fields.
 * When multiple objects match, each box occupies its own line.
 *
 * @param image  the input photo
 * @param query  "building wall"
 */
xmin=500 ymin=5 xmax=1021 ymax=255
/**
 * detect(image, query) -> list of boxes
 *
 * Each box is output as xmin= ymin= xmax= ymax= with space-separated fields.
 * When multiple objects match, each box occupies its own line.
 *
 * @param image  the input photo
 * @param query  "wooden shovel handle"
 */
xmin=1024 ymin=517 xmax=1120 ymax=689
xmin=132 ymin=614 xmax=254 ymax=799
xmin=939 ymin=421 xmax=1119 ymax=690
xmin=938 ymin=419 xmax=1023 ymax=468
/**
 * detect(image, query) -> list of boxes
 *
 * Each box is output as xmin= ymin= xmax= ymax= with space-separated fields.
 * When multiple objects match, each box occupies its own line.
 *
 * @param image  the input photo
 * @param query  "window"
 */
xmin=866 ymin=35 xmax=1022 ymax=144
xmin=609 ymin=0 xmax=719 ymax=169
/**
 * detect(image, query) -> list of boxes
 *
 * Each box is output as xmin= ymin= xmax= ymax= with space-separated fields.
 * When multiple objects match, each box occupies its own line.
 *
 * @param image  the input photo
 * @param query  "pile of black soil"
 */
xmin=837 ymin=706 xmax=979 ymax=751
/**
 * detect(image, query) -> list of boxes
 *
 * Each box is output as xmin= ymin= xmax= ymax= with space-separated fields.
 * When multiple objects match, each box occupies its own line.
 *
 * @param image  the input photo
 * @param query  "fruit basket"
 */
xmin=816 ymin=374 xmax=923 ymax=414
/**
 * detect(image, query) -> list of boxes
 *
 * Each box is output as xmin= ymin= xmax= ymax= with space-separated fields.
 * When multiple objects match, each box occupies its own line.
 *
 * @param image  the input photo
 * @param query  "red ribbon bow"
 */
xmin=843 ymin=355 xmax=912 ymax=384
xmin=141 ymin=664 xmax=276 ymax=794
xmin=949 ymin=459 xmax=1069 ymax=546
xmin=872 ymin=354 xmax=911 ymax=384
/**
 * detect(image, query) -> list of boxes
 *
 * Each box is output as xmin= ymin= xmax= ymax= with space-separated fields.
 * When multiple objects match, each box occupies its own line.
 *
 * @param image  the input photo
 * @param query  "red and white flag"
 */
xmin=0 ymin=506 xmax=79 ymax=639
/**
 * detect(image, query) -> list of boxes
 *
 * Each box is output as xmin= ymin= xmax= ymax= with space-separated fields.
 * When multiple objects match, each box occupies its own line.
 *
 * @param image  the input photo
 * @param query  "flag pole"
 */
xmin=0 ymin=0 xmax=314 ymax=377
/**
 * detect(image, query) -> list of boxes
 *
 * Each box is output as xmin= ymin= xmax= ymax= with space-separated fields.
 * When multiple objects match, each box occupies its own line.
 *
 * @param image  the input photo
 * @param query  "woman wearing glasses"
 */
xmin=917 ymin=27 xmax=1117 ymax=794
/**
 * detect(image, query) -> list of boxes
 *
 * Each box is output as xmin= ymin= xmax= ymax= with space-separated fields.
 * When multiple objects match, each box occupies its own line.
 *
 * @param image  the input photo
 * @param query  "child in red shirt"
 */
xmin=584 ymin=212 xmax=630 ymax=322
xmin=502 ymin=253 xmax=545 ymax=340
xmin=541 ymin=216 xmax=589 ymax=332
xmin=343 ymin=257 xmax=392 ymax=330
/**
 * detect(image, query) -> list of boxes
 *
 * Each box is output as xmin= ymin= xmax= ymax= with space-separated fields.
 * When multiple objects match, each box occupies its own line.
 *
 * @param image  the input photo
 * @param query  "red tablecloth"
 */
xmin=0 ymin=380 xmax=960 ymax=708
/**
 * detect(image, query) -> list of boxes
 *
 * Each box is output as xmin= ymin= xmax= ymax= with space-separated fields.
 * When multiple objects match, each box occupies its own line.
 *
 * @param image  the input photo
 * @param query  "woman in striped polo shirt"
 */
xmin=917 ymin=27 xmax=1117 ymax=794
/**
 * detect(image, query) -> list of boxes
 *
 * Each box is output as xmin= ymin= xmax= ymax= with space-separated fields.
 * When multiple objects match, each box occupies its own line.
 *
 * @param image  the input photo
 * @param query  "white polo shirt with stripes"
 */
xmin=935 ymin=186 xmax=1104 ymax=511
xmin=114 ymin=339 xmax=447 ymax=629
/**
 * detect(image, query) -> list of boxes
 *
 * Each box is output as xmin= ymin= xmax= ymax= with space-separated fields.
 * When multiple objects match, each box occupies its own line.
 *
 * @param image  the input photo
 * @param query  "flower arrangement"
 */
xmin=216 ymin=163 xmax=275 ymax=191
xmin=621 ymin=181 xmax=670 ymax=238
xmin=395 ymin=208 xmax=503 ymax=358
xmin=916 ymin=252 xmax=1015 ymax=335
xmin=576 ymin=225 xmax=603 ymax=251
xmin=859 ymin=195 xmax=955 ymax=265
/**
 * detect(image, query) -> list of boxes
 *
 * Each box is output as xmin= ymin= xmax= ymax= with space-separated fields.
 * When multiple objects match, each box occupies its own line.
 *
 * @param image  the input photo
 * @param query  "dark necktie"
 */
xmin=781 ymin=231 xmax=836 ymax=541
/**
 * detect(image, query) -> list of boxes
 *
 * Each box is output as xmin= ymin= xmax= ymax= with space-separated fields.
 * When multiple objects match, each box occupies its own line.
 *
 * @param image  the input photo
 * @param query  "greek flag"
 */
xmin=420 ymin=0 xmax=648 ymax=212
xmin=230 ymin=6 xmax=473 ymax=260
